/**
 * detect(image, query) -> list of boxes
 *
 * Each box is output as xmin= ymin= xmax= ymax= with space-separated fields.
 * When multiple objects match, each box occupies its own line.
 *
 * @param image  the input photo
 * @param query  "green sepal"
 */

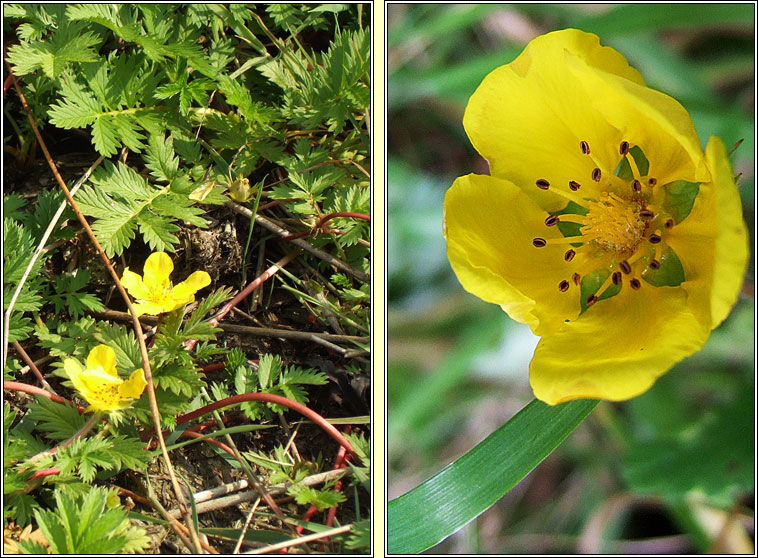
xmin=629 ymin=145 xmax=650 ymax=176
xmin=614 ymin=156 xmax=633 ymax=180
xmin=579 ymin=268 xmax=621 ymax=314
xmin=553 ymin=201 xmax=588 ymax=248
xmin=614 ymin=145 xmax=649 ymax=180
xmin=662 ymin=180 xmax=700 ymax=224
xmin=641 ymin=245 xmax=685 ymax=287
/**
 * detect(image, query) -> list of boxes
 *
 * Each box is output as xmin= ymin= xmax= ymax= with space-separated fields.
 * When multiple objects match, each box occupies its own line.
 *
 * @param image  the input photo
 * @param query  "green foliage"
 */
xmin=18 ymin=486 xmax=149 ymax=554
xmin=10 ymin=188 xmax=76 ymax=244
xmin=35 ymin=316 xmax=98 ymax=369
xmin=258 ymin=25 xmax=369 ymax=133
xmin=94 ymin=323 xmax=142 ymax=371
xmin=27 ymin=396 xmax=87 ymax=441
xmin=345 ymin=432 xmax=371 ymax=492
xmin=228 ymin=351 xmax=328 ymax=421
xmin=623 ymin=388 xmax=753 ymax=507
xmin=5 ymin=17 xmax=101 ymax=79
xmin=45 ymin=269 xmax=105 ymax=318
xmin=5 ymin=5 xmax=370 ymax=548
xmin=7 ymin=3 xmax=370 ymax=263
xmin=48 ymin=435 xmax=153 ymax=483
xmin=290 ymin=483 xmax=347 ymax=511
xmin=3 ymin=217 xmax=45 ymax=343
xmin=3 ymin=405 xmax=38 ymax=525
xmin=146 ymin=287 xmax=232 ymax=402
xmin=76 ymin=159 xmax=207 ymax=256
xmin=244 ymin=443 xmax=345 ymax=512
xmin=344 ymin=518 xmax=371 ymax=551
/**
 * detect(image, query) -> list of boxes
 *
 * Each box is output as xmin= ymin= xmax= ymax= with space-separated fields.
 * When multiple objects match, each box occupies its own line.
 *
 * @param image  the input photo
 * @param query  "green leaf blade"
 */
xmin=387 ymin=398 xmax=597 ymax=553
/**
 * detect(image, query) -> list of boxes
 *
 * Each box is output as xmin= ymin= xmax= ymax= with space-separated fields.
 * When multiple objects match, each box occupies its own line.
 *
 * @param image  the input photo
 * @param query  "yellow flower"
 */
xmin=63 ymin=345 xmax=147 ymax=412
xmin=121 ymin=252 xmax=211 ymax=316
xmin=444 ymin=29 xmax=749 ymax=405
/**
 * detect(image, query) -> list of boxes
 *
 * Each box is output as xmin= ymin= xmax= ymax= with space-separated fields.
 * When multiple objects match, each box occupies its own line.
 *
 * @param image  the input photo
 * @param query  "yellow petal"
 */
xmin=143 ymin=252 xmax=174 ymax=291
xmin=463 ymin=28 xmax=706 ymax=213
xmin=530 ymin=281 xmax=710 ymax=405
xmin=132 ymin=301 xmax=170 ymax=317
xmin=445 ymin=174 xmax=580 ymax=336
xmin=63 ymin=358 xmax=88 ymax=396
xmin=508 ymin=29 xmax=646 ymax=85
xmin=704 ymin=136 xmax=749 ymax=327
xmin=119 ymin=369 xmax=146 ymax=399
xmin=121 ymin=268 xmax=151 ymax=300
xmin=562 ymin=47 xmax=709 ymax=187
xmin=86 ymin=345 xmax=117 ymax=377
xmin=170 ymin=270 xmax=211 ymax=303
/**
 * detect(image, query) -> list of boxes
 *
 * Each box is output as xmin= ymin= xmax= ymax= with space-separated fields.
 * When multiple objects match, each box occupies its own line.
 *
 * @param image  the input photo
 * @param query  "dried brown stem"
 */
xmin=167 ymin=468 xmax=350 ymax=518
xmin=211 ymin=249 xmax=302 ymax=327
xmin=245 ymin=524 xmax=352 ymax=554
xmin=6 ymin=67 xmax=201 ymax=552
xmin=226 ymin=201 xmax=370 ymax=283
xmin=91 ymin=310 xmax=368 ymax=345
xmin=12 ymin=342 xmax=56 ymax=393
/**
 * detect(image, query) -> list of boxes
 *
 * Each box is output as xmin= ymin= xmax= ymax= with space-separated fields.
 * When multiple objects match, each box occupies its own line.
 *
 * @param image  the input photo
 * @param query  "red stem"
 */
xmin=319 ymin=212 xmax=370 ymax=223
xmin=4 ymin=381 xmax=85 ymax=412
xmin=325 ymin=426 xmax=351 ymax=531
xmin=185 ymin=250 xmax=300 ymax=351
xmin=176 ymin=393 xmax=357 ymax=460
xmin=200 ymin=363 xmax=226 ymax=374
xmin=30 ymin=467 xmax=60 ymax=479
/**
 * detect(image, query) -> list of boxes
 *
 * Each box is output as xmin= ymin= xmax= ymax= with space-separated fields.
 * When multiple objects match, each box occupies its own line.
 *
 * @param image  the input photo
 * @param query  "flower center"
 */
xmin=82 ymin=367 xmax=121 ymax=406
xmin=582 ymin=193 xmax=645 ymax=253
xmin=150 ymin=282 xmax=174 ymax=304
xmin=531 ymin=139 xmax=685 ymax=310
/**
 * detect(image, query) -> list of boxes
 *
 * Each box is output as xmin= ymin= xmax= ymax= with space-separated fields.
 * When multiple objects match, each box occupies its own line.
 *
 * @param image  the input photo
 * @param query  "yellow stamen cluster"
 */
xmin=581 ymin=193 xmax=645 ymax=253
xmin=532 ymin=139 xmax=678 ymax=307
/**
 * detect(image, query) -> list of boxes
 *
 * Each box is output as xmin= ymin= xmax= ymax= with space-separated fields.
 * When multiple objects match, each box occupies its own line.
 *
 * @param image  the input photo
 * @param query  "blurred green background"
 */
xmin=387 ymin=4 xmax=754 ymax=554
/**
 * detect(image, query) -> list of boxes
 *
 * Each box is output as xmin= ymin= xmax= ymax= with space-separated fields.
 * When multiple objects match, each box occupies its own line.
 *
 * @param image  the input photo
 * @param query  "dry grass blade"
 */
xmin=243 ymin=524 xmax=352 ymax=554
xmin=6 ymin=66 xmax=203 ymax=553
xmin=2 ymin=154 xmax=105 ymax=370
xmin=226 ymin=201 xmax=370 ymax=283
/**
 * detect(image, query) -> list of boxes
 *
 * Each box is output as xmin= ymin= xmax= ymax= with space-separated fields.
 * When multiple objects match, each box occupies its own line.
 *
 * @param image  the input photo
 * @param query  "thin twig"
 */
xmin=6 ymin=67 xmax=201 ymax=551
xmin=219 ymin=323 xmax=368 ymax=345
xmin=167 ymin=469 xmax=350 ymax=518
xmin=145 ymin=473 xmax=219 ymax=554
xmin=233 ymin=497 xmax=261 ymax=554
xmin=92 ymin=310 xmax=368 ymax=345
xmin=226 ymin=201 xmax=370 ymax=283
xmin=18 ymin=354 xmax=55 ymax=377
xmin=243 ymin=524 xmax=352 ymax=554
xmin=12 ymin=342 xmax=56 ymax=393
xmin=252 ymin=238 xmax=267 ymax=311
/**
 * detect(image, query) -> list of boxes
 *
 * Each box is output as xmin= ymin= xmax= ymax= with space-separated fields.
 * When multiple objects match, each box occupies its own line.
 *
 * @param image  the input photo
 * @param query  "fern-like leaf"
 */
xmin=28 ymin=395 xmax=87 ymax=442
xmin=56 ymin=437 xmax=117 ymax=482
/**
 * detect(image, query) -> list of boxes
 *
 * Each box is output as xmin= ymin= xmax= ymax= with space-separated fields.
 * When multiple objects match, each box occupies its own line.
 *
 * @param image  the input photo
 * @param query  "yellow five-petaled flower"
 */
xmin=444 ymin=29 xmax=749 ymax=405
xmin=121 ymin=251 xmax=211 ymax=317
xmin=63 ymin=345 xmax=147 ymax=412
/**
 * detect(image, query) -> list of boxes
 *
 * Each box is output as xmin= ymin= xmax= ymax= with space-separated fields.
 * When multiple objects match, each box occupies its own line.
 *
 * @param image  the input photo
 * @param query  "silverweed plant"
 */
xmin=4 ymin=4 xmax=370 ymax=554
